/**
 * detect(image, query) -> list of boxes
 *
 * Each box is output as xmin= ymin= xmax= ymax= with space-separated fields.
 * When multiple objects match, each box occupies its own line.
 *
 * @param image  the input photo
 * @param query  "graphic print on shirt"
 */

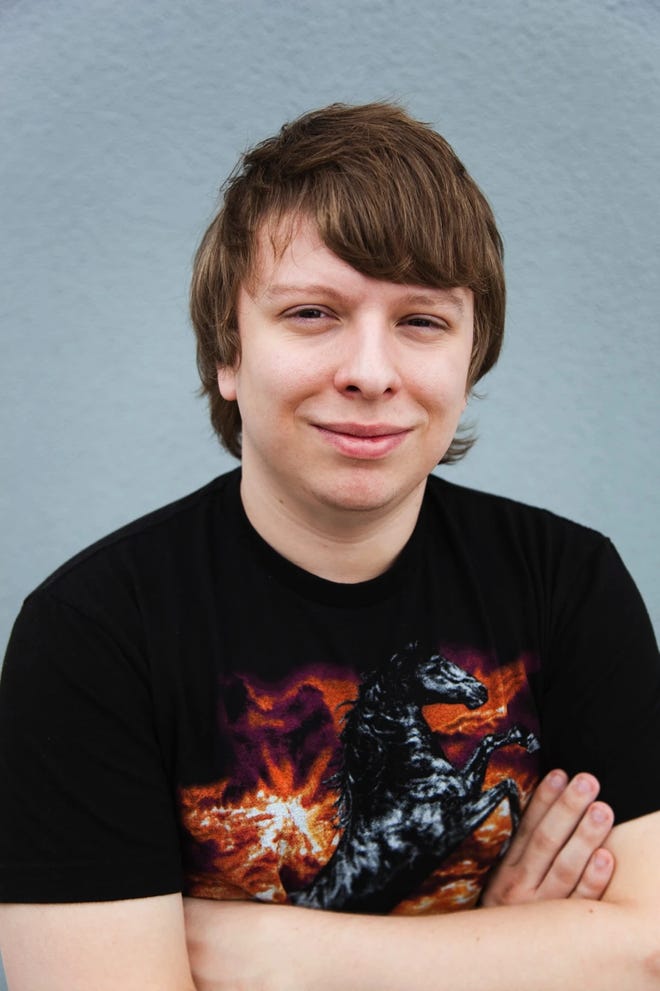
xmin=179 ymin=643 xmax=541 ymax=914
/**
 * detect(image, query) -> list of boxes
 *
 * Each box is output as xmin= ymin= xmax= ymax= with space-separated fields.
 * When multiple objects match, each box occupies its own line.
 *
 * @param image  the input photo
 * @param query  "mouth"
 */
xmin=313 ymin=422 xmax=412 ymax=459
xmin=316 ymin=422 xmax=410 ymax=438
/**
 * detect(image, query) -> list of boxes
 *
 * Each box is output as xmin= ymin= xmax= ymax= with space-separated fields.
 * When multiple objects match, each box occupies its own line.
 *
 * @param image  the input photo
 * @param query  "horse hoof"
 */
xmin=526 ymin=733 xmax=540 ymax=753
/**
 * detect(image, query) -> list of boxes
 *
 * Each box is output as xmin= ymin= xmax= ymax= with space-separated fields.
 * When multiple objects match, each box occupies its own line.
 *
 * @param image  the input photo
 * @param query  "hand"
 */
xmin=480 ymin=769 xmax=615 ymax=907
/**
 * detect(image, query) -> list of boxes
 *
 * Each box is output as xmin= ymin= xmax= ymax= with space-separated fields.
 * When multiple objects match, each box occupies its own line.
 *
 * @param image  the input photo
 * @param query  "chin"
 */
xmin=310 ymin=473 xmax=423 ymax=516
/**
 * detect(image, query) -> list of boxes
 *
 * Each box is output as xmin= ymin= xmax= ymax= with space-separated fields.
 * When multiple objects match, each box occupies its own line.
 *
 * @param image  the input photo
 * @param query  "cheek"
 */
xmin=263 ymin=344 xmax=329 ymax=393
xmin=415 ymin=364 xmax=470 ymax=410
xmin=235 ymin=349 xmax=323 ymax=418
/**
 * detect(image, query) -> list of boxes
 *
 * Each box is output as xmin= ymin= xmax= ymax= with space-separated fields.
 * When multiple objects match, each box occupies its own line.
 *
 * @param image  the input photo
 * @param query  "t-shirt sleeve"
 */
xmin=540 ymin=536 xmax=660 ymax=824
xmin=0 ymin=589 xmax=183 ymax=903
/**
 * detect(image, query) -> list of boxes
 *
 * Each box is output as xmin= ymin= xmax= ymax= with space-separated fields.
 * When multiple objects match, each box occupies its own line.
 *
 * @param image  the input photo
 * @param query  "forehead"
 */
xmin=250 ymin=215 xmax=330 ymax=282
xmin=246 ymin=215 xmax=472 ymax=316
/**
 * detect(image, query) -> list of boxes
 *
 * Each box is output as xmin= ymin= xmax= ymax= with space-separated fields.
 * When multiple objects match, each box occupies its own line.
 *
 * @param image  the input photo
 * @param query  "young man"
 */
xmin=1 ymin=103 xmax=659 ymax=990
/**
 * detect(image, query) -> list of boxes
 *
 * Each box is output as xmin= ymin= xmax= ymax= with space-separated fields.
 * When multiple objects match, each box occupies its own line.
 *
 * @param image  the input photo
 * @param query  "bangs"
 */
xmin=311 ymin=168 xmax=493 ymax=291
xmin=239 ymin=150 xmax=501 ymax=298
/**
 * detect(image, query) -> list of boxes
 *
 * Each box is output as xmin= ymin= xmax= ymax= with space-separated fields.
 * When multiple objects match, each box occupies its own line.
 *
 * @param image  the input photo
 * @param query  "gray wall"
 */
xmin=0 ymin=0 xmax=658 ymax=985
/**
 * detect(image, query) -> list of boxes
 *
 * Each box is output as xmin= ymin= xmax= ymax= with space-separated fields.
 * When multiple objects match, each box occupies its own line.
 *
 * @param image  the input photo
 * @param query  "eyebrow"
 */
xmin=399 ymin=290 xmax=466 ymax=314
xmin=262 ymin=284 xmax=466 ymax=314
xmin=262 ymin=283 xmax=344 ymax=301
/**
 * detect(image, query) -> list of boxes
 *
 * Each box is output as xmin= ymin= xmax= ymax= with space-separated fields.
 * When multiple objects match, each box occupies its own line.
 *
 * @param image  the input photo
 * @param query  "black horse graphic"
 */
xmin=291 ymin=643 xmax=539 ymax=913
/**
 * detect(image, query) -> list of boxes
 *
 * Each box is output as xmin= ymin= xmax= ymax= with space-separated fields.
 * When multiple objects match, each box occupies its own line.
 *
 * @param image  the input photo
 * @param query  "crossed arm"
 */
xmin=4 ymin=771 xmax=659 ymax=991
xmin=184 ymin=776 xmax=660 ymax=991
xmin=183 ymin=810 xmax=660 ymax=991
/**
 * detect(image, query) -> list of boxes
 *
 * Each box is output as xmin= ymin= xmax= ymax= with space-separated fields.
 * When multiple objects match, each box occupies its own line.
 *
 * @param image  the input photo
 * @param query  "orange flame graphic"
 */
xmin=180 ymin=654 xmax=540 ymax=913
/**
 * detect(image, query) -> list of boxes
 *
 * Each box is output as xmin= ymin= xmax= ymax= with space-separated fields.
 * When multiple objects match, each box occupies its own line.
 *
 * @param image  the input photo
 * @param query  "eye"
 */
xmin=401 ymin=315 xmax=447 ymax=333
xmin=406 ymin=316 xmax=439 ymax=327
xmin=288 ymin=307 xmax=329 ymax=320
xmin=282 ymin=306 xmax=337 ymax=335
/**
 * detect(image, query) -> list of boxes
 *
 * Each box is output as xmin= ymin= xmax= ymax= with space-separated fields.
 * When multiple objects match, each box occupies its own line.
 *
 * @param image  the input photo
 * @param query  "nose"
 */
xmin=333 ymin=321 xmax=402 ymax=399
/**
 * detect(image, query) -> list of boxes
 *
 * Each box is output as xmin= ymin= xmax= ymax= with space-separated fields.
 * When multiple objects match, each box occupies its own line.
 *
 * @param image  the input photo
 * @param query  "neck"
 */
xmin=239 ymin=469 xmax=427 ymax=584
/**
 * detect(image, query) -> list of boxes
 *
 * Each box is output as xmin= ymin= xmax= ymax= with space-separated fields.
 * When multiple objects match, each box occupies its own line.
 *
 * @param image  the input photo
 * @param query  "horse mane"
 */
xmin=329 ymin=643 xmax=423 ymax=828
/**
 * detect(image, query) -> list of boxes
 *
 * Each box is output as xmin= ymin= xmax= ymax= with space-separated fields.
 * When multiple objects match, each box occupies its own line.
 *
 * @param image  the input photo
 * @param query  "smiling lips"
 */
xmin=314 ymin=422 xmax=411 ymax=459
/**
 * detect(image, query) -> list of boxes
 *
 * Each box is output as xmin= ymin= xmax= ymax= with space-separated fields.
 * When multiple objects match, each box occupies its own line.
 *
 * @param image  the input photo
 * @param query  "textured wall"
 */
xmin=0 ymin=0 xmax=658 ymax=980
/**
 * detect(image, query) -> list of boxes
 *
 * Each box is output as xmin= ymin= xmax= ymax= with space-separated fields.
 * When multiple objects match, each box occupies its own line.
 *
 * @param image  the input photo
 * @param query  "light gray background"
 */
xmin=1 ymin=0 xmax=658 ymax=985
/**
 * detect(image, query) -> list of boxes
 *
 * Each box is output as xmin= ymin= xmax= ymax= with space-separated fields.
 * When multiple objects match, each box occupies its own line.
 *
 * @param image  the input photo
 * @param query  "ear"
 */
xmin=216 ymin=364 xmax=238 ymax=401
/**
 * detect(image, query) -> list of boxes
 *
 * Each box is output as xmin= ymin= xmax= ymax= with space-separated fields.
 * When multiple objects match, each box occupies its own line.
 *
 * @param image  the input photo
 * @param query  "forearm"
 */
xmin=187 ymin=896 xmax=658 ymax=991
xmin=291 ymin=898 xmax=655 ymax=991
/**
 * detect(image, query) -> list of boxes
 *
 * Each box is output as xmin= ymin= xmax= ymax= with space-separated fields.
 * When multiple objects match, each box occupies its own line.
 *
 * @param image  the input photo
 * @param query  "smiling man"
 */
xmin=1 ymin=103 xmax=659 ymax=990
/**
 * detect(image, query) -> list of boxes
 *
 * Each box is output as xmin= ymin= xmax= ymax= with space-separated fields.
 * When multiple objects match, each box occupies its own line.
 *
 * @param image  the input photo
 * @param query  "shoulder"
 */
xmin=424 ymin=472 xmax=609 ymax=561
xmin=22 ymin=468 xmax=241 ymax=625
xmin=421 ymin=474 xmax=646 ymax=632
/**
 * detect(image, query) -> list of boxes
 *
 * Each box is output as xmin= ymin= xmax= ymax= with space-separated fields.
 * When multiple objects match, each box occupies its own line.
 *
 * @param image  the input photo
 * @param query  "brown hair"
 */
xmin=190 ymin=102 xmax=505 ymax=461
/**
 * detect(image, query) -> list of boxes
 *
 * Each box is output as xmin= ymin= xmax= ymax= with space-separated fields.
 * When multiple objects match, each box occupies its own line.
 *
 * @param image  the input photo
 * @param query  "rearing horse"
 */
xmin=291 ymin=643 xmax=539 ymax=913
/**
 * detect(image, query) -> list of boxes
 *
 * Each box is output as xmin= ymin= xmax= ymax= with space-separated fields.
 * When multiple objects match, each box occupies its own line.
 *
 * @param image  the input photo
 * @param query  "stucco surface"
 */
xmin=0 ymin=1 xmax=658 ymax=980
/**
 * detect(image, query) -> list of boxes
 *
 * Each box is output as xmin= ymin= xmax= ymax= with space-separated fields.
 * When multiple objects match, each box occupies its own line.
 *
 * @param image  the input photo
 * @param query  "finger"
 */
xmin=501 ymin=769 xmax=569 ymax=863
xmin=571 ymin=847 xmax=615 ymax=900
xmin=537 ymin=799 xmax=615 ymax=900
xmin=512 ymin=772 xmax=602 ymax=882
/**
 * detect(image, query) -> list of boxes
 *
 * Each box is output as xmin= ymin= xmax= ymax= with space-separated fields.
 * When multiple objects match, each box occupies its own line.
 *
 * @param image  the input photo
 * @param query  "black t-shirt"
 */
xmin=1 ymin=469 xmax=658 ymax=912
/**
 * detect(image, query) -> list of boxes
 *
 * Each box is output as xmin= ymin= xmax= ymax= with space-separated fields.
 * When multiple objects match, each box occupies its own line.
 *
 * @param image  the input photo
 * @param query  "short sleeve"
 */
xmin=540 ymin=537 xmax=660 ymax=824
xmin=0 ymin=590 xmax=183 ymax=902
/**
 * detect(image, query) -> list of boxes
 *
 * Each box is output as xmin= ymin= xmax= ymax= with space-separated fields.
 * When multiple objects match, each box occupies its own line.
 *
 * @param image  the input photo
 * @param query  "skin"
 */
xmin=0 ymin=894 xmax=197 ymax=991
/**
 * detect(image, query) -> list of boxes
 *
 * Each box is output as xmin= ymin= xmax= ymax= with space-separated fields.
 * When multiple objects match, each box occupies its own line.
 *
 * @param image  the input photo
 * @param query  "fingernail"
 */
xmin=548 ymin=770 xmax=567 ymax=790
xmin=594 ymin=851 xmax=610 ymax=870
xmin=589 ymin=804 xmax=609 ymax=824
xmin=575 ymin=774 xmax=596 ymax=795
